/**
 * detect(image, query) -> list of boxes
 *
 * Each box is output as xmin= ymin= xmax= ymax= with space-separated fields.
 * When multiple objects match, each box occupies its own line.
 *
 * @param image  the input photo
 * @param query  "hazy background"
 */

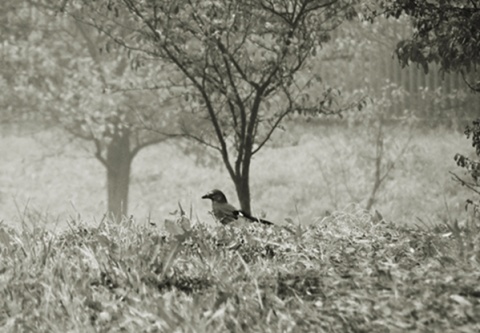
xmin=0 ymin=121 xmax=472 ymax=230
xmin=1 ymin=7 xmax=478 ymax=230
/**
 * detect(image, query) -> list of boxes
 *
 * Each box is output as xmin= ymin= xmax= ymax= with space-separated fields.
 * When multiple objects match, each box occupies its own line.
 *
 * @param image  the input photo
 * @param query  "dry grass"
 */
xmin=0 ymin=208 xmax=479 ymax=332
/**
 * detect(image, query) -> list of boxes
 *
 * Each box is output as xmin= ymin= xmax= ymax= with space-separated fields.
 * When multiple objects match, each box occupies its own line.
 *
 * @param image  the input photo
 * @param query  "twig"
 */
xmin=450 ymin=171 xmax=480 ymax=196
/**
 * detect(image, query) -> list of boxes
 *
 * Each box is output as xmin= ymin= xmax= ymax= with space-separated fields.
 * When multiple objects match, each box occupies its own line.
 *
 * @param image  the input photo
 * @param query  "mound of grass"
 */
xmin=0 ymin=208 xmax=479 ymax=332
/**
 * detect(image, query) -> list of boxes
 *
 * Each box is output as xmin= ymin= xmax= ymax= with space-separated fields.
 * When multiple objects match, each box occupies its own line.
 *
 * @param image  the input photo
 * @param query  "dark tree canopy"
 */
xmin=375 ymin=0 xmax=480 ymax=91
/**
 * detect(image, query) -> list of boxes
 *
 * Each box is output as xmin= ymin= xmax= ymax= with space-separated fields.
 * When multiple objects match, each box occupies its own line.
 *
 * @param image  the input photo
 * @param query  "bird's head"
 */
xmin=202 ymin=189 xmax=228 ymax=203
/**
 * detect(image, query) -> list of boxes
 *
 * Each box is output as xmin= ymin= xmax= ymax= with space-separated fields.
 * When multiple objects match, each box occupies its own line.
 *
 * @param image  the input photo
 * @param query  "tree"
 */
xmin=370 ymin=1 xmax=480 ymax=212
xmin=8 ymin=3 xmax=181 ymax=220
xmin=0 ymin=1 xmax=43 ymax=129
xmin=57 ymin=0 xmax=364 ymax=214
xmin=372 ymin=0 xmax=480 ymax=91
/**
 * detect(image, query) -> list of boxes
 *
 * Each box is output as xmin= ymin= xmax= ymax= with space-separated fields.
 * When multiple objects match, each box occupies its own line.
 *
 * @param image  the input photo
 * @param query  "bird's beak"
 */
xmin=201 ymin=193 xmax=211 ymax=199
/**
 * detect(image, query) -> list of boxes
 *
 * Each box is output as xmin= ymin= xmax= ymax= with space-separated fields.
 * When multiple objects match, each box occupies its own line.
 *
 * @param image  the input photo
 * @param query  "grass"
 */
xmin=0 ymin=207 xmax=479 ymax=332
xmin=1 ymin=121 xmax=479 ymax=331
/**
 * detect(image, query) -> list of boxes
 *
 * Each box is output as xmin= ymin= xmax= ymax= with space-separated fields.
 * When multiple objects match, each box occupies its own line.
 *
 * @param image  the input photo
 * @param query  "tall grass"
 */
xmin=0 ymin=207 xmax=478 ymax=332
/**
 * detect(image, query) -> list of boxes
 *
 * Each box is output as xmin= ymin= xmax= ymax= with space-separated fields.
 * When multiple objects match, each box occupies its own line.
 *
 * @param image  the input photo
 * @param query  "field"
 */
xmin=1 ymin=121 xmax=480 ymax=332
xmin=0 ymin=121 xmax=473 ymax=229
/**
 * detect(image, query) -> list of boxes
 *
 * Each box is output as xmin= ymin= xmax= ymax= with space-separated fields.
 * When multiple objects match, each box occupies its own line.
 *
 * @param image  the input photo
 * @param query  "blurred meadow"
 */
xmin=0 ymin=119 xmax=472 ymax=230
xmin=1 ymin=5 xmax=478 ymax=231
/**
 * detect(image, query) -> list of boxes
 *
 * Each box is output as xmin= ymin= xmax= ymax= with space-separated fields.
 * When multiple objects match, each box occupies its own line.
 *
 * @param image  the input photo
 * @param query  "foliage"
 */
xmin=15 ymin=7 xmax=177 ymax=157
xmin=465 ymin=120 xmax=480 ymax=157
xmin=374 ymin=0 xmax=480 ymax=91
xmin=2 ymin=2 xmax=184 ymax=217
xmin=454 ymin=119 xmax=480 ymax=214
xmin=368 ymin=1 xmax=480 ymax=221
xmin=0 ymin=209 xmax=479 ymax=332
xmin=0 ymin=1 xmax=45 ymax=126
xmin=301 ymin=14 xmax=479 ymax=128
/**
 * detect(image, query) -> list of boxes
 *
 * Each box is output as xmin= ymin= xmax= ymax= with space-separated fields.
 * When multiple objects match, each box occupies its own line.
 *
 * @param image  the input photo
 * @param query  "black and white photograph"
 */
xmin=1 ymin=0 xmax=479 ymax=332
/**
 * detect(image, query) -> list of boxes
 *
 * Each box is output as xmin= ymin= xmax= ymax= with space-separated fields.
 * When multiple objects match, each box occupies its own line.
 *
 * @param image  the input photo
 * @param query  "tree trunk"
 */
xmin=106 ymin=131 xmax=132 ymax=221
xmin=233 ymin=174 xmax=251 ymax=215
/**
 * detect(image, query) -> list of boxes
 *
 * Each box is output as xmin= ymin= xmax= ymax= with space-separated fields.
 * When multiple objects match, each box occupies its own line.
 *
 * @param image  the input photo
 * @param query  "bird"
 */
xmin=201 ymin=189 xmax=273 ymax=226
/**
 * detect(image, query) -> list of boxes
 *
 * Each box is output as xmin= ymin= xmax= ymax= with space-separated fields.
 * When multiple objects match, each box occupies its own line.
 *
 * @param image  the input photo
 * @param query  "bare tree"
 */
xmin=53 ymin=0 xmax=365 ymax=214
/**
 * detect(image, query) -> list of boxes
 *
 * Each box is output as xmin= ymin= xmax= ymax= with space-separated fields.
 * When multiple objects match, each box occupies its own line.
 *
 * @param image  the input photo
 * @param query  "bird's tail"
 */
xmin=233 ymin=210 xmax=274 ymax=225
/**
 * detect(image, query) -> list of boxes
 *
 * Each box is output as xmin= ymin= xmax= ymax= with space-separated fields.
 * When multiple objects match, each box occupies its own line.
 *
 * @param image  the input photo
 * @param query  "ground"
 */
xmin=0 ymin=207 xmax=479 ymax=332
xmin=0 ymin=121 xmax=479 ymax=332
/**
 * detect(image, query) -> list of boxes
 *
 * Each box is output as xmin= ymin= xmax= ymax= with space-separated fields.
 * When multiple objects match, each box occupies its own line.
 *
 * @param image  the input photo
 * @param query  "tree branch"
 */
xmin=252 ymin=108 xmax=291 ymax=155
xmin=73 ymin=19 xmax=108 ymax=85
xmin=130 ymin=136 xmax=169 ymax=158
xmin=179 ymin=127 xmax=221 ymax=152
xmin=93 ymin=138 xmax=109 ymax=169
xmin=450 ymin=171 xmax=480 ymax=196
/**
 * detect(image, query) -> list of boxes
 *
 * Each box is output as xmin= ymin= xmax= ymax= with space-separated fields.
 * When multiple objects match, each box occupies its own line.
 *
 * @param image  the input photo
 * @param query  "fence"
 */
xmin=321 ymin=18 xmax=480 ymax=128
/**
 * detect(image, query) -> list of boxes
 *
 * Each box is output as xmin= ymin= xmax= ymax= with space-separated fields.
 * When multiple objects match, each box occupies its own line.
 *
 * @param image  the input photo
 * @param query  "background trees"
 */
xmin=0 ymin=1 xmax=42 ymax=130
xmin=57 ymin=0 xmax=365 ymax=214
xmin=4 ymin=3 xmax=182 ymax=219
xmin=374 ymin=0 xmax=480 ymax=212
xmin=376 ymin=0 xmax=480 ymax=91
xmin=45 ymin=20 xmax=180 ymax=220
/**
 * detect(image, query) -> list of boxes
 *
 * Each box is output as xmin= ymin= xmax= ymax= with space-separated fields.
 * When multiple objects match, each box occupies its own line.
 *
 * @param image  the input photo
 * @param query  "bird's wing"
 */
xmin=212 ymin=202 xmax=239 ymax=225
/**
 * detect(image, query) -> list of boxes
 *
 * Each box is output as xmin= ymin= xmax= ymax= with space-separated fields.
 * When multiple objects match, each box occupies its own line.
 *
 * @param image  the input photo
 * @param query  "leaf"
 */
xmin=450 ymin=294 xmax=472 ymax=307
xmin=164 ymin=219 xmax=184 ymax=236
xmin=160 ymin=241 xmax=183 ymax=279
xmin=178 ymin=201 xmax=186 ymax=216
xmin=178 ymin=216 xmax=191 ymax=231
xmin=95 ymin=233 xmax=110 ymax=248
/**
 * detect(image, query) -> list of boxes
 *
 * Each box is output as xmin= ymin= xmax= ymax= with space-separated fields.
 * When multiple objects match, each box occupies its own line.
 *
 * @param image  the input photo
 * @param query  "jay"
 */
xmin=202 ymin=189 xmax=273 ymax=226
